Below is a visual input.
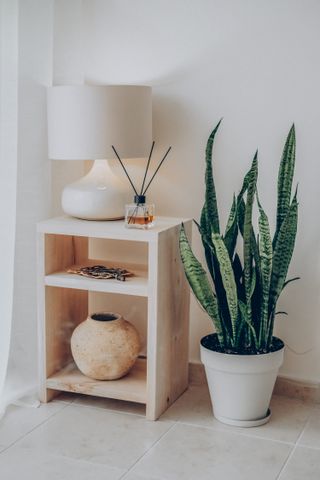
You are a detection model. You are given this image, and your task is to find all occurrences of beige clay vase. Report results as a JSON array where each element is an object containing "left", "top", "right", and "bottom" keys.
[{"left": 71, "top": 312, "right": 140, "bottom": 380}]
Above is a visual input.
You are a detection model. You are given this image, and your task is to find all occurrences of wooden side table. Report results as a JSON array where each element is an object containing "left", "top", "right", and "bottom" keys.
[{"left": 37, "top": 216, "right": 191, "bottom": 420}]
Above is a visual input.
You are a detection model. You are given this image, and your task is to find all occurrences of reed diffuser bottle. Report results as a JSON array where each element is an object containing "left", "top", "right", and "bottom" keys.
[
  {"left": 125, "top": 195, "right": 154, "bottom": 229},
  {"left": 112, "top": 141, "right": 171, "bottom": 230}
]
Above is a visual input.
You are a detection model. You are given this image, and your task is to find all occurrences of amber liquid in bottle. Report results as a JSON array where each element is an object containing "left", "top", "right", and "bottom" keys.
[
  {"left": 125, "top": 199, "right": 155, "bottom": 229},
  {"left": 127, "top": 214, "right": 154, "bottom": 225}
]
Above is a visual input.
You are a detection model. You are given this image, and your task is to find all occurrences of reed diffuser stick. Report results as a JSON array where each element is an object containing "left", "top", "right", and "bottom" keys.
[
  {"left": 112, "top": 145, "right": 139, "bottom": 196},
  {"left": 143, "top": 146, "right": 172, "bottom": 195},
  {"left": 140, "top": 141, "right": 155, "bottom": 195}
]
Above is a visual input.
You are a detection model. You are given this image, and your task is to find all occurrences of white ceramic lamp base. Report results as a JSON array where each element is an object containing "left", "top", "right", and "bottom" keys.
[{"left": 62, "top": 159, "right": 127, "bottom": 220}]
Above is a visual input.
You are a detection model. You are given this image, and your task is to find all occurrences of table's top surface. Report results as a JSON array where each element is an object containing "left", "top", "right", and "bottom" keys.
[{"left": 37, "top": 215, "right": 192, "bottom": 241}]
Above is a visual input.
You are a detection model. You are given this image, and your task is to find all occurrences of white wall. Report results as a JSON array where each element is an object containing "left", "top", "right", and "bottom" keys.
[
  {"left": 53, "top": 0, "right": 320, "bottom": 382},
  {"left": 51, "top": 0, "right": 86, "bottom": 215}
]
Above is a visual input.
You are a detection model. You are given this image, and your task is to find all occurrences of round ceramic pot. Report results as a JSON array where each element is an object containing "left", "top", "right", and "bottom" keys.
[
  {"left": 200, "top": 334, "right": 285, "bottom": 427},
  {"left": 71, "top": 312, "right": 141, "bottom": 380}
]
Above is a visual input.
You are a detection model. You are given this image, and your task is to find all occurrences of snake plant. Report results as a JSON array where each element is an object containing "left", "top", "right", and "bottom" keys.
[{"left": 179, "top": 122, "right": 298, "bottom": 354}]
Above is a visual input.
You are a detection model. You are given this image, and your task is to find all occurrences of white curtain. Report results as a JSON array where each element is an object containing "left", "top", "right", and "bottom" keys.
[
  {"left": 0, "top": 0, "right": 19, "bottom": 416},
  {"left": 0, "top": 0, "right": 53, "bottom": 416}
]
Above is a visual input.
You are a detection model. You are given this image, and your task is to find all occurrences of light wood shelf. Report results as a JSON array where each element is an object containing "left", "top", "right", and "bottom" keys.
[
  {"left": 45, "top": 260, "right": 148, "bottom": 297},
  {"left": 37, "top": 216, "right": 192, "bottom": 420},
  {"left": 47, "top": 358, "right": 147, "bottom": 404}
]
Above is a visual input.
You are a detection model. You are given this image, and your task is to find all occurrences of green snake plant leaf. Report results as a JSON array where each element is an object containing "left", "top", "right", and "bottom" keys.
[
  {"left": 200, "top": 119, "right": 222, "bottom": 235},
  {"left": 224, "top": 195, "right": 238, "bottom": 258},
  {"left": 243, "top": 153, "right": 258, "bottom": 323},
  {"left": 282, "top": 276, "right": 300, "bottom": 290},
  {"left": 256, "top": 194, "right": 273, "bottom": 348},
  {"left": 179, "top": 224, "right": 224, "bottom": 344},
  {"left": 274, "top": 124, "right": 296, "bottom": 247},
  {"left": 211, "top": 233, "right": 238, "bottom": 344},
  {"left": 224, "top": 168, "right": 253, "bottom": 260},
  {"left": 225, "top": 195, "right": 237, "bottom": 233},
  {"left": 238, "top": 300, "right": 258, "bottom": 349},
  {"left": 237, "top": 197, "right": 245, "bottom": 236},
  {"left": 249, "top": 266, "right": 257, "bottom": 299},
  {"left": 238, "top": 197, "right": 261, "bottom": 279},
  {"left": 198, "top": 217, "right": 234, "bottom": 341},
  {"left": 195, "top": 215, "right": 215, "bottom": 281},
  {"left": 268, "top": 191, "right": 298, "bottom": 344},
  {"left": 233, "top": 253, "right": 245, "bottom": 301},
  {"left": 239, "top": 165, "right": 252, "bottom": 198}
]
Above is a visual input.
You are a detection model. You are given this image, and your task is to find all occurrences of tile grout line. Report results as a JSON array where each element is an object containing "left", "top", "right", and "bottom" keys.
[
  {"left": 70, "top": 400, "right": 146, "bottom": 418},
  {"left": 118, "top": 421, "right": 178, "bottom": 480},
  {"left": 0, "top": 401, "right": 73, "bottom": 457},
  {"left": 275, "top": 410, "right": 312, "bottom": 480},
  {"left": 174, "top": 418, "right": 296, "bottom": 447}
]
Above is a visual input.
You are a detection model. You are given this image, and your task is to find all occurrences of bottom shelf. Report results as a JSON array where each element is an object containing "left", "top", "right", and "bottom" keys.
[{"left": 46, "top": 358, "right": 147, "bottom": 404}]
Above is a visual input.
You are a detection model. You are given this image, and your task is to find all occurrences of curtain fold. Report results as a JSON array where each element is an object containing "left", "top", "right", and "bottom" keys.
[
  {"left": 0, "top": 0, "right": 19, "bottom": 417},
  {"left": 0, "top": 0, "right": 53, "bottom": 417}
]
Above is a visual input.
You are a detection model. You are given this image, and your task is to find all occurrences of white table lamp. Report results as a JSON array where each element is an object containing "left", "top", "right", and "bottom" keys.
[{"left": 47, "top": 85, "right": 152, "bottom": 220}]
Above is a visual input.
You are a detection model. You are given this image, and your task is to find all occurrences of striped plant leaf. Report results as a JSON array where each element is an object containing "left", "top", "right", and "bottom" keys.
[
  {"left": 231, "top": 167, "right": 252, "bottom": 235},
  {"left": 237, "top": 197, "right": 246, "bottom": 236},
  {"left": 224, "top": 195, "right": 238, "bottom": 258},
  {"left": 239, "top": 165, "right": 252, "bottom": 198},
  {"left": 179, "top": 224, "right": 224, "bottom": 344},
  {"left": 282, "top": 276, "right": 300, "bottom": 291},
  {"left": 200, "top": 120, "right": 222, "bottom": 235},
  {"left": 238, "top": 198, "right": 261, "bottom": 276},
  {"left": 243, "top": 153, "right": 258, "bottom": 324},
  {"left": 268, "top": 192, "right": 298, "bottom": 343},
  {"left": 256, "top": 195, "right": 273, "bottom": 348},
  {"left": 224, "top": 168, "right": 254, "bottom": 261},
  {"left": 274, "top": 124, "right": 296, "bottom": 247},
  {"left": 225, "top": 195, "right": 237, "bottom": 233},
  {"left": 249, "top": 266, "right": 257, "bottom": 299},
  {"left": 180, "top": 123, "right": 298, "bottom": 354},
  {"left": 233, "top": 253, "right": 245, "bottom": 301},
  {"left": 211, "top": 233, "right": 238, "bottom": 344},
  {"left": 196, "top": 213, "right": 215, "bottom": 281},
  {"left": 238, "top": 300, "right": 258, "bottom": 349},
  {"left": 196, "top": 219, "right": 233, "bottom": 342}
]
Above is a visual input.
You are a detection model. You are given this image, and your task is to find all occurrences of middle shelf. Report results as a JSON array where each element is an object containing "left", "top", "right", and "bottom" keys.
[{"left": 44, "top": 259, "right": 148, "bottom": 297}]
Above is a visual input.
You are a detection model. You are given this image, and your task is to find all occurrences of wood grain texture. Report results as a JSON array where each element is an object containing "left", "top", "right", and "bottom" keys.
[
  {"left": 39, "top": 233, "right": 88, "bottom": 402},
  {"left": 146, "top": 220, "right": 192, "bottom": 420},
  {"left": 43, "top": 286, "right": 88, "bottom": 402},
  {"left": 45, "top": 260, "right": 148, "bottom": 297},
  {"left": 46, "top": 358, "right": 147, "bottom": 404},
  {"left": 38, "top": 217, "right": 192, "bottom": 417},
  {"left": 38, "top": 216, "right": 190, "bottom": 241}
]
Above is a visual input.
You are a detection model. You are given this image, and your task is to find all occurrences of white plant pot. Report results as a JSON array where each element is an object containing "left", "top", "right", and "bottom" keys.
[{"left": 200, "top": 335, "right": 284, "bottom": 427}]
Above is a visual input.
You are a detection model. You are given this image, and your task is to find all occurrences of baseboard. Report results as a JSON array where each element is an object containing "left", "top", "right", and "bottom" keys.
[
  {"left": 273, "top": 376, "right": 320, "bottom": 403},
  {"left": 189, "top": 362, "right": 320, "bottom": 404}
]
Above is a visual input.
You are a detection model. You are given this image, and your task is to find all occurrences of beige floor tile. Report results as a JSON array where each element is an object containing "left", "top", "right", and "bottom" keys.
[
  {"left": 279, "top": 446, "right": 320, "bottom": 480},
  {"left": 51, "top": 392, "right": 77, "bottom": 404},
  {"left": 131, "top": 423, "right": 292, "bottom": 480},
  {"left": 73, "top": 394, "right": 146, "bottom": 416},
  {"left": 0, "top": 445, "right": 125, "bottom": 480},
  {"left": 298, "top": 405, "right": 320, "bottom": 449},
  {"left": 122, "top": 472, "right": 165, "bottom": 480},
  {"left": 16, "top": 404, "right": 173, "bottom": 470},
  {"left": 0, "top": 402, "right": 68, "bottom": 451},
  {"left": 162, "top": 385, "right": 312, "bottom": 443}
]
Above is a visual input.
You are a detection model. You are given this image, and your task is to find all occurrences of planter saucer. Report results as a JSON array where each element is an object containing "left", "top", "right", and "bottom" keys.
[{"left": 215, "top": 408, "right": 271, "bottom": 428}]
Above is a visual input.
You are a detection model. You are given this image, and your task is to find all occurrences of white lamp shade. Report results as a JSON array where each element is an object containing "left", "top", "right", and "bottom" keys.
[{"left": 47, "top": 85, "right": 152, "bottom": 160}]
